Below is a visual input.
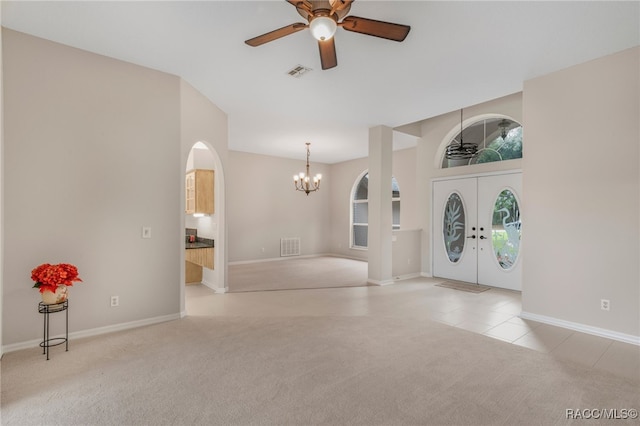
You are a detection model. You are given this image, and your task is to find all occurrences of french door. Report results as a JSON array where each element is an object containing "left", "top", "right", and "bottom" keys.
[{"left": 432, "top": 172, "right": 522, "bottom": 291}]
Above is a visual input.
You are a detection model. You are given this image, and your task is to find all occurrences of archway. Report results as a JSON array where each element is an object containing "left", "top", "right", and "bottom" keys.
[{"left": 181, "top": 141, "right": 227, "bottom": 315}]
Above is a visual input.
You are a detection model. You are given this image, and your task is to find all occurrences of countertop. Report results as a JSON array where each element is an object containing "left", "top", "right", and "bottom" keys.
[{"left": 185, "top": 237, "right": 214, "bottom": 249}]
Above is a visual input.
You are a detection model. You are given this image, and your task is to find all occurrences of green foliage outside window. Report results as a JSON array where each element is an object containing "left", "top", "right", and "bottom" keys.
[{"left": 475, "top": 127, "right": 523, "bottom": 164}]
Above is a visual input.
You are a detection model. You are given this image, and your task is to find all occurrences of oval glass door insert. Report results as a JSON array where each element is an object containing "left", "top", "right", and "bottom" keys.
[
  {"left": 443, "top": 192, "right": 465, "bottom": 263},
  {"left": 492, "top": 189, "right": 521, "bottom": 269}
]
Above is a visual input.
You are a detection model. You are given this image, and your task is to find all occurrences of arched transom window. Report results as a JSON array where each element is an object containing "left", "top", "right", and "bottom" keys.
[{"left": 442, "top": 117, "right": 523, "bottom": 168}]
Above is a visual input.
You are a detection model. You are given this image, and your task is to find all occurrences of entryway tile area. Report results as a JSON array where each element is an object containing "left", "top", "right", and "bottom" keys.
[
  {"left": 185, "top": 276, "right": 639, "bottom": 381},
  {"left": 425, "top": 282, "right": 639, "bottom": 379}
]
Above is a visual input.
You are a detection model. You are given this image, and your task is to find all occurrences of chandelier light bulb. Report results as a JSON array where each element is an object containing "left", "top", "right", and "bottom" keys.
[{"left": 309, "top": 16, "right": 337, "bottom": 41}]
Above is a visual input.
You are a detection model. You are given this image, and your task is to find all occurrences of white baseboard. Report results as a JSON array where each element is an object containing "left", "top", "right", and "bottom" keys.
[
  {"left": 228, "top": 253, "right": 364, "bottom": 266},
  {"left": 520, "top": 311, "right": 640, "bottom": 346},
  {"left": 420, "top": 272, "right": 433, "bottom": 278},
  {"left": 2, "top": 313, "right": 181, "bottom": 354},
  {"left": 393, "top": 273, "right": 422, "bottom": 281},
  {"left": 367, "top": 278, "right": 394, "bottom": 286},
  {"left": 201, "top": 279, "right": 227, "bottom": 293}
]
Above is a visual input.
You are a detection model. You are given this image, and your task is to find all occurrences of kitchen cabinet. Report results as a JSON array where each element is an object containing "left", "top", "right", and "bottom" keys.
[
  {"left": 185, "top": 169, "right": 214, "bottom": 215},
  {"left": 185, "top": 261, "right": 203, "bottom": 284},
  {"left": 185, "top": 247, "right": 214, "bottom": 270}
]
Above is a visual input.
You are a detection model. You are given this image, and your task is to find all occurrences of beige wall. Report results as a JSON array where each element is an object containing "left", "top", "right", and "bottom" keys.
[
  {"left": 1, "top": 29, "right": 230, "bottom": 347},
  {"left": 328, "top": 146, "right": 418, "bottom": 263},
  {"left": 180, "top": 80, "right": 229, "bottom": 293},
  {"left": 522, "top": 47, "right": 639, "bottom": 338},
  {"left": 226, "top": 150, "right": 332, "bottom": 263},
  {"left": 416, "top": 93, "right": 523, "bottom": 276},
  {"left": 328, "top": 155, "right": 368, "bottom": 260},
  {"left": 0, "top": 10, "right": 4, "bottom": 356},
  {"left": 227, "top": 144, "right": 419, "bottom": 274},
  {"left": 3, "top": 27, "right": 636, "bottom": 350}
]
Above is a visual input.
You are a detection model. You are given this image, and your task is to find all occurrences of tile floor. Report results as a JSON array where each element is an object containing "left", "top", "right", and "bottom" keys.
[{"left": 185, "top": 277, "right": 640, "bottom": 380}]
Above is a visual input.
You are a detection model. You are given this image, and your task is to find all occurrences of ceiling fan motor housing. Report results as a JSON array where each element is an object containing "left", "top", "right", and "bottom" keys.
[{"left": 295, "top": 1, "right": 352, "bottom": 22}]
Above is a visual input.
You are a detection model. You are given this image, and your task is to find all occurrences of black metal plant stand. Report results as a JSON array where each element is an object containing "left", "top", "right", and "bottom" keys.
[{"left": 38, "top": 300, "right": 68, "bottom": 360}]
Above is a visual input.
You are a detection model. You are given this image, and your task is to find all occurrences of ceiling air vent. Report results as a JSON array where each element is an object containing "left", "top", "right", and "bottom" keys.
[{"left": 287, "top": 65, "right": 312, "bottom": 78}]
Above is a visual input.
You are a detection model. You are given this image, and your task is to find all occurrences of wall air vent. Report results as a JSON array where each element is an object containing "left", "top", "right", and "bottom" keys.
[
  {"left": 280, "top": 237, "right": 301, "bottom": 257},
  {"left": 287, "top": 65, "right": 312, "bottom": 78}
]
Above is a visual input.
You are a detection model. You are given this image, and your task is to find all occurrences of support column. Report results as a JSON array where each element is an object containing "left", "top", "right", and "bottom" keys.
[{"left": 367, "top": 125, "right": 393, "bottom": 285}]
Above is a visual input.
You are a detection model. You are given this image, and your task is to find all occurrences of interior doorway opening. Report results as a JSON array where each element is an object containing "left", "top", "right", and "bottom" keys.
[{"left": 183, "top": 141, "right": 226, "bottom": 314}]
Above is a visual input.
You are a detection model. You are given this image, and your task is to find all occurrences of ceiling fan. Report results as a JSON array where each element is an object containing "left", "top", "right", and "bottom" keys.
[{"left": 244, "top": 0, "right": 411, "bottom": 70}]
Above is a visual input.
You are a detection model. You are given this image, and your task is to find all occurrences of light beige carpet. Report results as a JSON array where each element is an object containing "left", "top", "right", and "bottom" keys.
[
  {"left": 2, "top": 313, "right": 638, "bottom": 425},
  {"left": 229, "top": 256, "right": 368, "bottom": 292}
]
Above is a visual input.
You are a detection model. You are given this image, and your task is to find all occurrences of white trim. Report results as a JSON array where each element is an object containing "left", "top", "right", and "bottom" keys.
[
  {"left": 2, "top": 313, "right": 181, "bottom": 354},
  {"left": 420, "top": 272, "right": 433, "bottom": 278},
  {"left": 393, "top": 273, "right": 422, "bottom": 281},
  {"left": 228, "top": 253, "right": 336, "bottom": 266},
  {"left": 520, "top": 311, "right": 640, "bottom": 346},
  {"left": 213, "top": 287, "right": 228, "bottom": 294},
  {"left": 431, "top": 168, "right": 522, "bottom": 183},
  {"left": 367, "top": 278, "right": 394, "bottom": 286}
]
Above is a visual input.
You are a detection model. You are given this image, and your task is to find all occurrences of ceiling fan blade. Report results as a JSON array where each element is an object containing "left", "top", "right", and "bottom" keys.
[
  {"left": 318, "top": 38, "right": 337, "bottom": 70},
  {"left": 341, "top": 16, "right": 410, "bottom": 42},
  {"left": 330, "top": 0, "right": 354, "bottom": 14},
  {"left": 245, "top": 23, "right": 308, "bottom": 47}
]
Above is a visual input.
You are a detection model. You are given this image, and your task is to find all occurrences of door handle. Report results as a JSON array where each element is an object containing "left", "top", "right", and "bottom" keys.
[
  {"left": 466, "top": 235, "right": 476, "bottom": 239},
  {"left": 479, "top": 235, "right": 487, "bottom": 240}
]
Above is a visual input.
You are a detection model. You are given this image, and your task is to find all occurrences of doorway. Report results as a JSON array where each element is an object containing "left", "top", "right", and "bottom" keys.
[
  {"left": 432, "top": 172, "right": 522, "bottom": 291},
  {"left": 183, "top": 141, "right": 226, "bottom": 300}
]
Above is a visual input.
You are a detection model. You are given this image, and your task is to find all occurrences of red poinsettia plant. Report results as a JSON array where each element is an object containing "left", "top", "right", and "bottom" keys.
[{"left": 31, "top": 263, "right": 83, "bottom": 294}]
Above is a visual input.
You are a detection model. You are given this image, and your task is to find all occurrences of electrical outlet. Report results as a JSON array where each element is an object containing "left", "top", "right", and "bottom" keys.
[
  {"left": 142, "top": 227, "right": 151, "bottom": 239},
  {"left": 601, "top": 299, "right": 610, "bottom": 311},
  {"left": 111, "top": 296, "right": 119, "bottom": 307}
]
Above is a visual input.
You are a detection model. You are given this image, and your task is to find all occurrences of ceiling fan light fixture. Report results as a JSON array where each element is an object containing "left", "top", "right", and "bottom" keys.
[{"left": 309, "top": 16, "right": 337, "bottom": 41}]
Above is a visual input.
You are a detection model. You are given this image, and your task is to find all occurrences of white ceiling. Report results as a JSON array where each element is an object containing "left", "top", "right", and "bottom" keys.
[{"left": 2, "top": 1, "right": 638, "bottom": 164}]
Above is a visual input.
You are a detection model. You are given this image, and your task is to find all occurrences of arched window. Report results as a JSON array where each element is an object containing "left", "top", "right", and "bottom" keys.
[
  {"left": 442, "top": 117, "right": 523, "bottom": 168},
  {"left": 351, "top": 173, "right": 400, "bottom": 249}
]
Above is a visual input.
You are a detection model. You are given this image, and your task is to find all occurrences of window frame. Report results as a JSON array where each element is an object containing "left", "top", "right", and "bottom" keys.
[
  {"left": 350, "top": 171, "right": 401, "bottom": 250},
  {"left": 437, "top": 114, "right": 523, "bottom": 169}
]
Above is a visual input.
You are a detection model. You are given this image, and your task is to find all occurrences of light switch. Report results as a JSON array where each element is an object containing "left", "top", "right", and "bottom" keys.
[{"left": 142, "top": 227, "right": 152, "bottom": 239}]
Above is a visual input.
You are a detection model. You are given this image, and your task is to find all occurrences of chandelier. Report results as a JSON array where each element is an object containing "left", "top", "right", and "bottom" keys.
[
  {"left": 445, "top": 109, "right": 478, "bottom": 160},
  {"left": 293, "top": 142, "right": 322, "bottom": 196},
  {"left": 498, "top": 118, "right": 511, "bottom": 139}
]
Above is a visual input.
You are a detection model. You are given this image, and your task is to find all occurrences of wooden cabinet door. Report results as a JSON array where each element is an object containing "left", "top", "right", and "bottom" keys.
[
  {"left": 185, "top": 171, "right": 196, "bottom": 214},
  {"left": 185, "top": 169, "right": 214, "bottom": 215},
  {"left": 185, "top": 247, "right": 214, "bottom": 269}
]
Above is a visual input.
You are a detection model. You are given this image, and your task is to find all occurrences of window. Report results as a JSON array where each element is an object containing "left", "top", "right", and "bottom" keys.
[
  {"left": 351, "top": 173, "right": 400, "bottom": 249},
  {"left": 442, "top": 117, "right": 523, "bottom": 168}
]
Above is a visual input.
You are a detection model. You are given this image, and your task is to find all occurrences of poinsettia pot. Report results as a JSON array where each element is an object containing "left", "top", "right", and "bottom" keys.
[{"left": 41, "top": 286, "right": 68, "bottom": 305}]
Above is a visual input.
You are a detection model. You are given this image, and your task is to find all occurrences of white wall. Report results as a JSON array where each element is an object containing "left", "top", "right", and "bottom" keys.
[
  {"left": 522, "top": 47, "right": 639, "bottom": 339},
  {"left": 2, "top": 29, "right": 182, "bottom": 346}
]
